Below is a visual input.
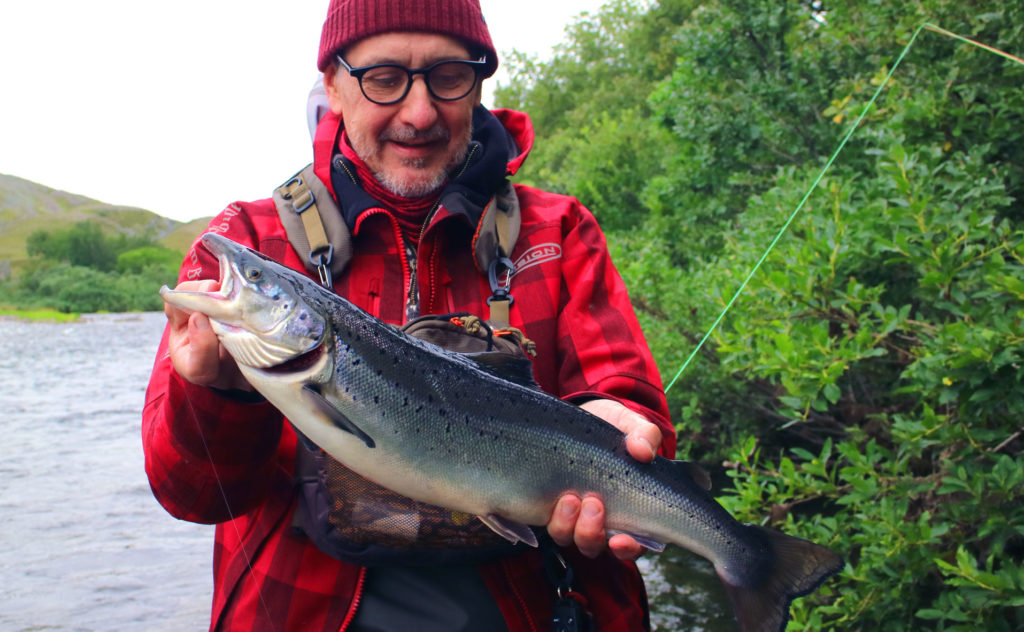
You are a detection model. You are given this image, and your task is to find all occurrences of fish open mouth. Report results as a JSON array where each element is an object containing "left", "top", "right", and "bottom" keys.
[{"left": 262, "top": 340, "right": 327, "bottom": 375}]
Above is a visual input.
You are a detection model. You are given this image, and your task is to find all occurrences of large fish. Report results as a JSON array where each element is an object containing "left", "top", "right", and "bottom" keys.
[{"left": 161, "top": 232, "right": 842, "bottom": 632}]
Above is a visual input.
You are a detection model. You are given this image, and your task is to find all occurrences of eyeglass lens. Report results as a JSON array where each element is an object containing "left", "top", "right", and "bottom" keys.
[{"left": 360, "top": 62, "right": 478, "bottom": 104}]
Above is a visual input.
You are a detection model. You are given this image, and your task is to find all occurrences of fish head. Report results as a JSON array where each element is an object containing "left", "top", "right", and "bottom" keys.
[{"left": 160, "top": 232, "right": 326, "bottom": 369}]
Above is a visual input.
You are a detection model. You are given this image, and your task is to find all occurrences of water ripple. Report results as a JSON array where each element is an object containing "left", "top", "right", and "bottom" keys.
[{"left": 0, "top": 313, "right": 211, "bottom": 631}]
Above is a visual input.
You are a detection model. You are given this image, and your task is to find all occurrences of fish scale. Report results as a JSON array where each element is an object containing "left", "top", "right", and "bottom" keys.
[{"left": 161, "top": 232, "right": 843, "bottom": 632}]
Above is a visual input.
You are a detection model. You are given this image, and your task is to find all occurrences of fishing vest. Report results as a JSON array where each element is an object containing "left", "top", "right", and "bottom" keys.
[{"left": 273, "top": 165, "right": 529, "bottom": 565}]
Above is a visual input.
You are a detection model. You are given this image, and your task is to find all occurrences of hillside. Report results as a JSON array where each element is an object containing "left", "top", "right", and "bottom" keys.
[{"left": 0, "top": 173, "right": 210, "bottom": 271}]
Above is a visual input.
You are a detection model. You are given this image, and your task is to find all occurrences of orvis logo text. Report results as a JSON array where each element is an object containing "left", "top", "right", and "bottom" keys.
[{"left": 512, "top": 243, "right": 562, "bottom": 277}]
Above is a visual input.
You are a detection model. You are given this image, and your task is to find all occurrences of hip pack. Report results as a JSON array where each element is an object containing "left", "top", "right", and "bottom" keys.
[{"left": 292, "top": 314, "right": 537, "bottom": 565}]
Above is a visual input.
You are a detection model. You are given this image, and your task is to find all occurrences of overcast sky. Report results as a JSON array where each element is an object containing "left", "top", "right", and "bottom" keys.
[{"left": 0, "top": 1, "right": 606, "bottom": 223}]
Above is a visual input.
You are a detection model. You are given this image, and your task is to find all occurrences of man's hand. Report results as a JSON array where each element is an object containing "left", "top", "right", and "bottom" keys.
[
  {"left": 164, "top": 280, "right": 251, "bottom": 391},
  {"left": 546, "top": 398, "right": 663, "bottom": 560}
]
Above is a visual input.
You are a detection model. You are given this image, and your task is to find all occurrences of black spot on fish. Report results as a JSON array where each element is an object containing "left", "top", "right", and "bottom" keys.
[
  {"left": 445, "top": 423, "right": 451, "bottom": 433},
  {"left": 374, "top": 396, "right": 380, "bottom": 404}
]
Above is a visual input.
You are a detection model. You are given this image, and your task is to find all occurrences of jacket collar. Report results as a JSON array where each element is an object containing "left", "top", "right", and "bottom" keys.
[{"left": 312, "top": 106, "right": 534, "bottom": 232}]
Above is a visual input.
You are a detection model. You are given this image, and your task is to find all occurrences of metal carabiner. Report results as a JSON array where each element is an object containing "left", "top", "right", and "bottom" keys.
[{"left": 487, "top": 255, "right": 515, "bottom": 305}]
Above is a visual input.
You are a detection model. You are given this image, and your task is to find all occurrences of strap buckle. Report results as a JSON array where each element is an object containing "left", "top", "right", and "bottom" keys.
[{"left": 311, "top": 245, "right": 334, "bottom": 289}]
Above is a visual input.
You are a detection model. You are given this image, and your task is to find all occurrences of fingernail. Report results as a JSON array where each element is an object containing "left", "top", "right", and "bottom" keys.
[
  {"left": 634, "top": 435, "right": 657, "bottom": 460},
  {"left": 582, "top": 500, "right": 601, "bottom": 518},
  {"left": 561, "top": 499, "right": 578, "bottom": 517},
  {"left": 193, "top": 315, "right": 210, "bottom": 331},
  {"left": 642, "top": 437, "right": 657, "bottom": 459}
]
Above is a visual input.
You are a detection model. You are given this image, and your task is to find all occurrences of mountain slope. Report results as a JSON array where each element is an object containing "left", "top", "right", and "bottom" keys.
[{"left": 0, "top": 173, "right": 211, "bottom": 267}]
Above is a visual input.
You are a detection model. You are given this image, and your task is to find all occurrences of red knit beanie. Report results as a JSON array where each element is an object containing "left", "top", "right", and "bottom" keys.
[{"left": 317, "top": 0, "right": 498, "bottom": 77}]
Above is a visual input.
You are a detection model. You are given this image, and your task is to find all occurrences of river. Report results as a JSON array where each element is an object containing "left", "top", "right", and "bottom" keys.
[{"left": 0, "top": 312, "right": 730, "bottom": 631}]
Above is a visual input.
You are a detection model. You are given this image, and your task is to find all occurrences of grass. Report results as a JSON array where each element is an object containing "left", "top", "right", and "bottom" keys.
[{"left": 0, "top": 307, "right": 80, "bottom": 322}]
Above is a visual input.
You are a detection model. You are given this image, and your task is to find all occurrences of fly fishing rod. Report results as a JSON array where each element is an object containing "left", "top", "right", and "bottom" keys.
[{"left": 665, "top": 22, "right": 1024, "bottom": 393}]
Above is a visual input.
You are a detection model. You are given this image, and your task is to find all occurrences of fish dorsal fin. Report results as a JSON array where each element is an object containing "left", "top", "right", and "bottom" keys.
[
  {"left": 478, "top": 514, "right": 539, "bottom": 547},
  {"left": 671, "top": 460, "right": 713, "bottom": 491},
  {"left": 464, "top": 351, "right": 540, "bottom": 390},
  {"left": 302, "top": 384, "right": 376, "bottom": 449}
]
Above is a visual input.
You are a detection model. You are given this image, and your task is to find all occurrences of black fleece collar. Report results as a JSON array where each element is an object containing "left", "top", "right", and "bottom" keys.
[{"left": 329, "top": 106, "right": 516, "bottom": 231}]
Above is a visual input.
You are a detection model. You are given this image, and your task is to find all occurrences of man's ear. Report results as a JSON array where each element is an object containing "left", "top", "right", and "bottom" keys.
[{"left": 324, "top": 66, "right": 345, "bottom": 115}]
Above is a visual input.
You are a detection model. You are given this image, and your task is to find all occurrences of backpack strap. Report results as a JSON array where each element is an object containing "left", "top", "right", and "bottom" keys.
[
  {"left": 274, "top": 165, "right": 521, "bottom": 323},
  {"left": 273, "top": 164, "right": 352, "bottom": 288},
  {"left": 474, "top": 181, "right": 521, "bottom": 325}
]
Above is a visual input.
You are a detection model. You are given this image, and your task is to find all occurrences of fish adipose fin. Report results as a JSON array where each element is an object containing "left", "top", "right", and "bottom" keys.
[
  {"left": 671, "top": 460, "right": 713, "bottom": 491},
  {"left": 302, "top": 384, "right": 376, "bottom": 449},
  {"left": 723, "top": 525, "right": 843, "bottom": 632},
  {"left": 478, "top": 514, "right": 539, "bottom": 547}
]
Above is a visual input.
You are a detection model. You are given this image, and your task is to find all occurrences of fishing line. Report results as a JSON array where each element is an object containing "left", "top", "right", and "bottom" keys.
[
  {"left": 193, "top": 415, "right": 279, "bottom": 628},
  {"left": 664, "top": 22, "right": 1024, "bottom": 393}
]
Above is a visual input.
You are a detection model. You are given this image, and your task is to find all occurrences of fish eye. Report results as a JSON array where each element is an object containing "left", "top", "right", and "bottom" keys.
[{"left": 245, "top": 266, "right": 262, "bottom": 281}]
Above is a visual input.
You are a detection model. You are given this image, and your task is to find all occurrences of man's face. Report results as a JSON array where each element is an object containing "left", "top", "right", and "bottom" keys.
[{"left": 325, "top": 32, "right": 481, "bottom": 198}]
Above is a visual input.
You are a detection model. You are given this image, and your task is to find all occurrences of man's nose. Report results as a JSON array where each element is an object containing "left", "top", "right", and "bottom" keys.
[{"left": 396, "top": 75, "right": 440, "bottom": 129}]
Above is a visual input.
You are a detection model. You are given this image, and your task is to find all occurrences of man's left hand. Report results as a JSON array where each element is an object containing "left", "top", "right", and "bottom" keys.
[{"left": 545, "top": 399, "right": 663, "bottom": 560}]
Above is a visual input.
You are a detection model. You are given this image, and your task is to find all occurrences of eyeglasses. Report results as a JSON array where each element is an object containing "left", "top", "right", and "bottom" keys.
[{"left": 336, "top": 55, "right": 487, "bottom": 105}]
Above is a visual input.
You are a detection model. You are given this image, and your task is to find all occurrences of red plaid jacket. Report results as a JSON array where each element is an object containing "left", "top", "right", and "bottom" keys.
[{"left": 142, "top": 107, "right": 676, "bottom": 631}]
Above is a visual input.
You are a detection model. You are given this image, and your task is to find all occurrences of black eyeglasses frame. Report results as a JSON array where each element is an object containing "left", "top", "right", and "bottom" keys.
[{"left": 335, "top": 55, "right": 488, "bottom": 106}]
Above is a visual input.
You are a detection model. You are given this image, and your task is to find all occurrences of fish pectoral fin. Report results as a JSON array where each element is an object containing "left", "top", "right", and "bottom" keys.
[
  {"left": 301, "top": 384, "right": 376, "bottom": 449},
  {"left": 607, "top": 530, "right": 667, "bottom": 552},
  {"left": 670, "top": 459, "right": 713, "bottom": 491},
  {"left": 478, "top": 514, "right": 539, "bottom": 548}
]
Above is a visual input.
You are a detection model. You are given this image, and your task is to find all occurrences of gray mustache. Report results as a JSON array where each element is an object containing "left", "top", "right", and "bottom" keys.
[{"left": 381, "top": 125, "right": 450, "bottom": 144}]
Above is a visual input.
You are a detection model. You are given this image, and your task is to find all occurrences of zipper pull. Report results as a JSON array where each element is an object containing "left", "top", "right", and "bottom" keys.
[{"left": 405, "top": 244, "right": 419, "bottom": 322}]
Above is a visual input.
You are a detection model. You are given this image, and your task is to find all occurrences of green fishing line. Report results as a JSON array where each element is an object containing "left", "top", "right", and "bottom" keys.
[{"left": 665, "top": 22, "right": 1024, "bottom": 393}]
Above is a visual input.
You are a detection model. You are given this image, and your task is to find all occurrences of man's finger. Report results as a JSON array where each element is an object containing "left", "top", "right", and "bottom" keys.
[
  {"left": 608, "top": 533, "right": 645, "bottom": 561},
  {"left": 548, "top": 494, "right": 581, "bottom": 548},
  {"left": 580, "top": 399, "right": 661, "bottom": 462},
  {"left": 572, "top": 495, "right": 607, "bottom": 558}
]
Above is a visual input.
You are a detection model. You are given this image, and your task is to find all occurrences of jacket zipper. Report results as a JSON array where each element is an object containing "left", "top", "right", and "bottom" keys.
[
  {"left": 504, "top": 557, "right": 540, "bottom": 632},
  {"left": 406, "top": 197, "right": 443, "bottom": 322},
  {"left": 338, "top": 566, "right": 368, "bottom": 631},
  {"left": 354, "top": 208, "right": 413, "bottom": 323}
]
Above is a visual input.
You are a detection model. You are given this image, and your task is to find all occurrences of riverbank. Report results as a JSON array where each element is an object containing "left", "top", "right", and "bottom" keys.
[{"left": 0, "top": 307, "right": 80, "bottom": 322}]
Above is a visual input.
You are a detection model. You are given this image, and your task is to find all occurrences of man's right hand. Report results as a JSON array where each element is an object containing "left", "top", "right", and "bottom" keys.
[{"left": 164, "top": 280, "right": 252, "bottom": 391}]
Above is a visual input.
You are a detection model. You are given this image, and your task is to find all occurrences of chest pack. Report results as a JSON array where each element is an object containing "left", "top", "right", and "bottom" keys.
[{"left": 273, "top": 166, "right": 530, "bottom": 565}]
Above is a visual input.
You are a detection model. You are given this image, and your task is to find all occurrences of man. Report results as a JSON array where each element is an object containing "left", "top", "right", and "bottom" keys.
[{"left": 142, "top": 0, "right": 676, "bottom": 629}]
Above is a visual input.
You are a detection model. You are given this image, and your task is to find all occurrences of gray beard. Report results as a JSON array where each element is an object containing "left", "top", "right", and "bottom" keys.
[
  {"left": 351, "top": 122, "right": 473, "bottom": 199},
  {"left": 373, "top": 145, "right": 469, "bottom": 198}
]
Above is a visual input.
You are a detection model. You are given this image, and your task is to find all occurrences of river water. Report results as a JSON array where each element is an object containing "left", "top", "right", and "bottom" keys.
[{"left": 0, "top": 312, "right": 730, "bottom": 631}]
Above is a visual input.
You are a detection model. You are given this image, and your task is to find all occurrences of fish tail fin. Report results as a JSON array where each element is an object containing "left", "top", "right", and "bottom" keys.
[{"left": 721, "top": 525, "right": 843, "bottom": 632}]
